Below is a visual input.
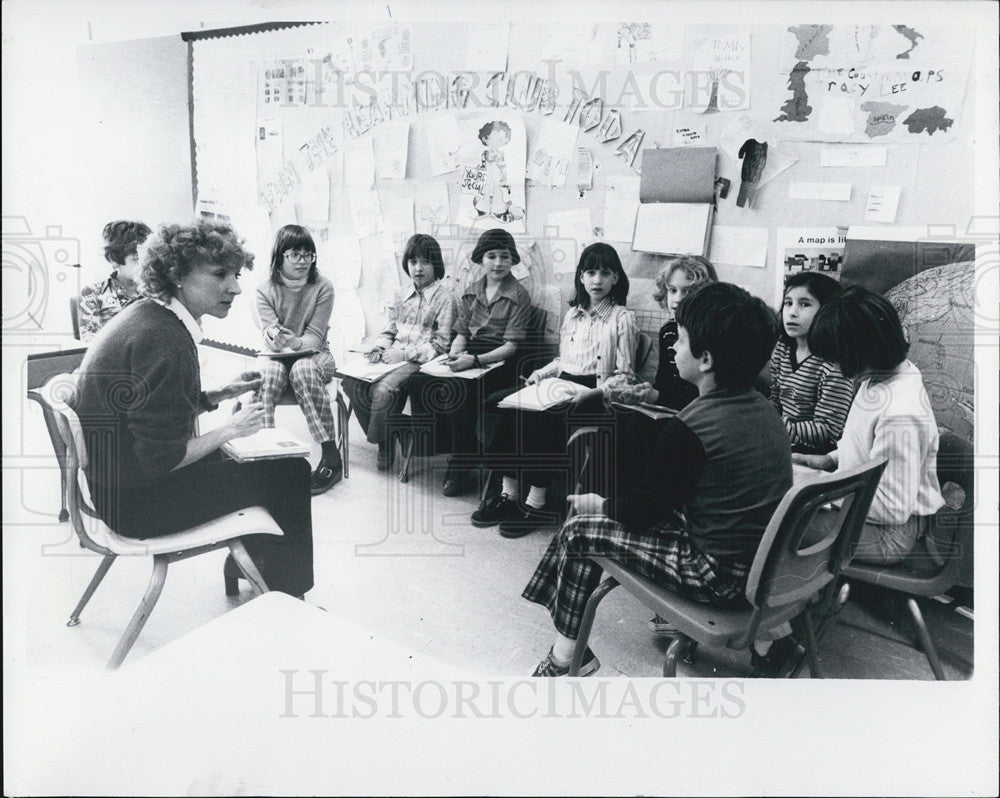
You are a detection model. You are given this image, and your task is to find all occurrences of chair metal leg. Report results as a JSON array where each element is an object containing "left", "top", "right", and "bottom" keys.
[
  {"left": 663, "top": 634, "right": 689, "bottom": 677},
  {"left": 337, "top": 395, "right": 350, "bottom": 479},
  {"left": 106, "top": 555, "right": 169, "bottom": 670},
  {"left": 906, "top": 597, "right": 946, "bottom": 680},
  {"left": 398, "top": 434, "right": 414, "bottom": 483},
  {"left": 67, "top": 552, "right": 117, "bottom": 626},
  {"left": 569, "top": 576, "right": 619, "bottom": 676},
  {"left": 802, "top": 608, "right": 823, "bottom": 678},
  {"left": 228, "top": 539, "right": 270, "bottom": 596}
]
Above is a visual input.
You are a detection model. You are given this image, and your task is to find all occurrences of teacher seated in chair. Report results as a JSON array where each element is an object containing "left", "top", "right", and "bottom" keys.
[{"left": 71, "top": 219, "right": 314, "bottom": 598}]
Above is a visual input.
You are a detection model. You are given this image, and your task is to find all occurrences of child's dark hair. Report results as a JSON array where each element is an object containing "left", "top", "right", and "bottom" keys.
[
  {"left": 675, "top": 282, "right": 780, "bottom": 390},
  {"left": 470, "top": 228, "right": 520, "bottom": 265},
  {"left": 779, "top": 270, "right": 842, "bottom": 343},
  {"left": 570, "top": 242, "right": 630, "bottom": 309},
  {"left": 478, "top": 120, "right": 511, "bottom": 145},
  {"left": 651, "top": 255, "right": 717, "bottom": 306},
  {"left": 808, "top": 285, "right": 909, "bottom": 379},
  {"left": 269, "top": 224, "right": 318, "bottom": 284},
  {"left": 103, "top": 220, "right": 152, "bottom": 266},
  {"left": 402, "top": 234, "right": 445, "bottom": 280}
]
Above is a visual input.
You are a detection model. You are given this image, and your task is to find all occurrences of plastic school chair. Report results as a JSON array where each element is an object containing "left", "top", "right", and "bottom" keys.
[
  {"left": 839, "top": 433, "right": 974, "bottom": 680},
  {"left": 40, "top": 375, "right": 284, "bottom": 671},
  {"left": 567, "top": 459, "right": 887, "bottom": 677}
]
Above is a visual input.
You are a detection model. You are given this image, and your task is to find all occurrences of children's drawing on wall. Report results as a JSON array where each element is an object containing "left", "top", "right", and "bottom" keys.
[
  {"left": 772, "top": 24, "right": 970, "bottom": 142},
  {"left": 457, "top": 111, "right": 526, "bottom": 233},
  {"left": 685, "top": 29, "right": 751, "bottom": 113}
]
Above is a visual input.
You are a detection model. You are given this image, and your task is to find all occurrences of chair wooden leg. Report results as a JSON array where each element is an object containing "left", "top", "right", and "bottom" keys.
[
  {"left": 907, "top": 597, "right": 946, "bottom": 680},
  {"left": 663, "top": 634, "right": 689, "bottom": 677},
  {"left": 106, "top": 555, "right": 169, "bottom": 670},
  {"left": 228, "top": 540, "right": 270, "bottom": 596},
  {"left": 802, "top": 609, "right": 823, "bottom": 679},
  {"left": 67, "top": 552, "right": 117, "bottom": 626},
  {"left": 569, "top": 576, "right": 619, "bottom": 676}
]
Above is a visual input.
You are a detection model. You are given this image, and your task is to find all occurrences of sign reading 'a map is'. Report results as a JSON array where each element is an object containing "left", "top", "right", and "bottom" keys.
[{"left": 773, "top": 25, "right": 969, "bottom": 143}]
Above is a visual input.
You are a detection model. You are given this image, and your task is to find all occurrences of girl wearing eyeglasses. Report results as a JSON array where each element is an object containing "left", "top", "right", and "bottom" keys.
[{"left": 256, "top": 224, "right": 343, "bottom": 494}]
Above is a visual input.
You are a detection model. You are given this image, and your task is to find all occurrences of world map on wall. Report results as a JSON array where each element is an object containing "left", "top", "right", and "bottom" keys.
[
  {"left": 885, "top": 260, "right": 975, "bottom": 441},
  {"left": 773, "top": 25, "right": 969, "bottom": 143}
]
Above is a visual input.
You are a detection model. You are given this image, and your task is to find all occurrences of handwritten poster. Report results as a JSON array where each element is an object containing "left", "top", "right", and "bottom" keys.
[
  {"left": 526, "top": 119, "right": 579, "bottom": 188},
  {"left": 685, "top": 30, "right": 751, "bottom": 112}
]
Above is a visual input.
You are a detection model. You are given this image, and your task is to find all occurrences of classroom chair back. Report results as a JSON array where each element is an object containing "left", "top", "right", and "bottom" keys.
[{"left": 569, "top": 458, "right": 887, "bottom": 677}]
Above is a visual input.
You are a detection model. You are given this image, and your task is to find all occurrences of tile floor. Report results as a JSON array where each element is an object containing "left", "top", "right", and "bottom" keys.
[{"left": 7, "top": 403, "right": 973, "bottom": 680}]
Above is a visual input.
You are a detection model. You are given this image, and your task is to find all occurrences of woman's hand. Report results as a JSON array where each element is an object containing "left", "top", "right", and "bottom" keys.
[
  {"left": 567, "top": 493, "right": 609, "bottom": 517},
  {"left": 222, "top": 371, "right": 263, "bottom": 400},
  {"left": 380, "top": 347, "right": 407, "bottom": 364},
  {"left": 525, "top": 370, "right": 543, "bottom": 386},
  {"left": 446, "top": 353, "right": 476, "bottom": 372},
  {"left": 225, "top": 401, "right": 265, "bottom": 440},
  {"left": 364, "top": 347, "right": 384, "bottom": 363}
]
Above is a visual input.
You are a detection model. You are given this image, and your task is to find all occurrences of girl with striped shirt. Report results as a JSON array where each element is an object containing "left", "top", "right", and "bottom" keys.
[{"left": 770, "top": 271, "right": 855, "bottom": 454}]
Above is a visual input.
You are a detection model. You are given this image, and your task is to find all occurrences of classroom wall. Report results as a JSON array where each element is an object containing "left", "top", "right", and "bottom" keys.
[
  {"left": 75, "top": 34, "right": 192, "bottom": 281},
  {"left": 187, "top": 17, "right": 979, "bottom": 362}
]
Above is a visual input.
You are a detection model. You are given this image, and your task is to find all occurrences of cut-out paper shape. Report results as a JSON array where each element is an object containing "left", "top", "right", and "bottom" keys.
[
  {"left": 575, "top": 147, "right": 595, "bottom": 193},
  {"left": 599, "top": 109, "right": 623, "bottom": 142},
  {"left": 615, "top": 129, "right": 645, "bottom": 168},
  {"left": 736, "top": 138, "right": 768, "bottom": 208},
  {"left": 579, "top": 97, "right": 604, "bottom": 131}
]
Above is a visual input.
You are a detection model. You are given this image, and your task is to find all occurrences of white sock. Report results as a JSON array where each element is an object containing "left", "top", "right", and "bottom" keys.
[
  {"left": 501, "top": 476, "right": 519, "bottom": 500},
  {"left": 525, "top": 485, "right": 547, "bottom": 510},
  {"left": 551, "top": 633, "right": 576, "bottom": 666}
]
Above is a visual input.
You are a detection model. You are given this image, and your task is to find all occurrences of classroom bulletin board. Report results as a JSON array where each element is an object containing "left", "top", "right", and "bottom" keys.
[{"left": 187, "top": 20, "right": 975, "bottom": 362}]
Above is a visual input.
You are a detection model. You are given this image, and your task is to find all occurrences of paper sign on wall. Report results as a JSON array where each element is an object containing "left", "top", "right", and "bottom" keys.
[{"left": 864, "top": 186, "right": 901, "bottom": 224}]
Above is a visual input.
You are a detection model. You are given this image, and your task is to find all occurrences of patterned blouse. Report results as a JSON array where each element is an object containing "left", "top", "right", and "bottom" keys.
[
  {"left": 77, "top": 274, "right": 141, "bottom": 342},
  {"left": 534, "top": 299, "right": 638, "bottom": 386},
  {"left": 375, "top": 279, "right": 456, "bottom": 363}
]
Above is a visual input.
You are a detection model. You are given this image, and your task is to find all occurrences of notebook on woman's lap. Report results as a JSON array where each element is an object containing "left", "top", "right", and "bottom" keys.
[{"left": 223, "top": 428, "right": 310, "bottom": 462}]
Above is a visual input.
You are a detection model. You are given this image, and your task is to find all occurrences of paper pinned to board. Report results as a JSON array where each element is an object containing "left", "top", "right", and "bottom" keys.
[
  {"left": 638, "top": 147, "right": 717, "bottom": 203},
  {"left": 821, "top": 146, "right": 887, "bottom": 168},
  {"left": 375, "top": 119, "right": 410, "bottom": 180},
  {"left": 632, "top": 203, "right": 714, "bottom": 256},
  {"left": 527, "top": 118, "right": 579, "bottom": 188},
  {"left": 789, "top": 182, "right": 852, "bottom": 202},
  {"left": 544, "top": 208, "right": 594, "bottom": 272},
  {"left": 465, "top": 21, "right": 510, "bottom": 73},
  {"left": 424, "top": 113, "right": 462, "bottom": 175},
  {"left": 864, "top": 186, "right": 901, "bottom": 224},
  {"left": 603, "top": 174, "right": 641, "bottom": 242},
  {"left": 709, "top": 226, "right": 769, "bottom": 269}
]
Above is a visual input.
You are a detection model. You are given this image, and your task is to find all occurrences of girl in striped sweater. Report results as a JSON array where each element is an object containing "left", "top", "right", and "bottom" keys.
[{"left": 770, "top": 271, "right": 855, "bottom": 454}]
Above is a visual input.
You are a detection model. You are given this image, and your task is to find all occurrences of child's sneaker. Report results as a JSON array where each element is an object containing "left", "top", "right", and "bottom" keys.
[
  {"left": 471, "top": 493, "right": 515, "bottom": 528},
  {"left": 531, "top": 646, "right": 600, "bottom": 677}
]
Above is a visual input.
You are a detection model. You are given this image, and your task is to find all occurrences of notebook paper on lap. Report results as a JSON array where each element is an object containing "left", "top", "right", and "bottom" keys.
[
  {"left": 336, "top": 353, "right": 411, "bottom": 382},
  {"left": 497, "top": 378, "right": 588, "bottom": 411},
  {"left": 419, "top": 353, "right": 505, "bottom": 379}
]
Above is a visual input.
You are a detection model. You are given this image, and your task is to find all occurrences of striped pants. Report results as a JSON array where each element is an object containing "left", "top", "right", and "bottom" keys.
[
  {"left": 523, "top": 514, "right": 750, "bottom": 640},
  {"left": 259, "top": 352, "right": 337, "bottom": 444}
]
